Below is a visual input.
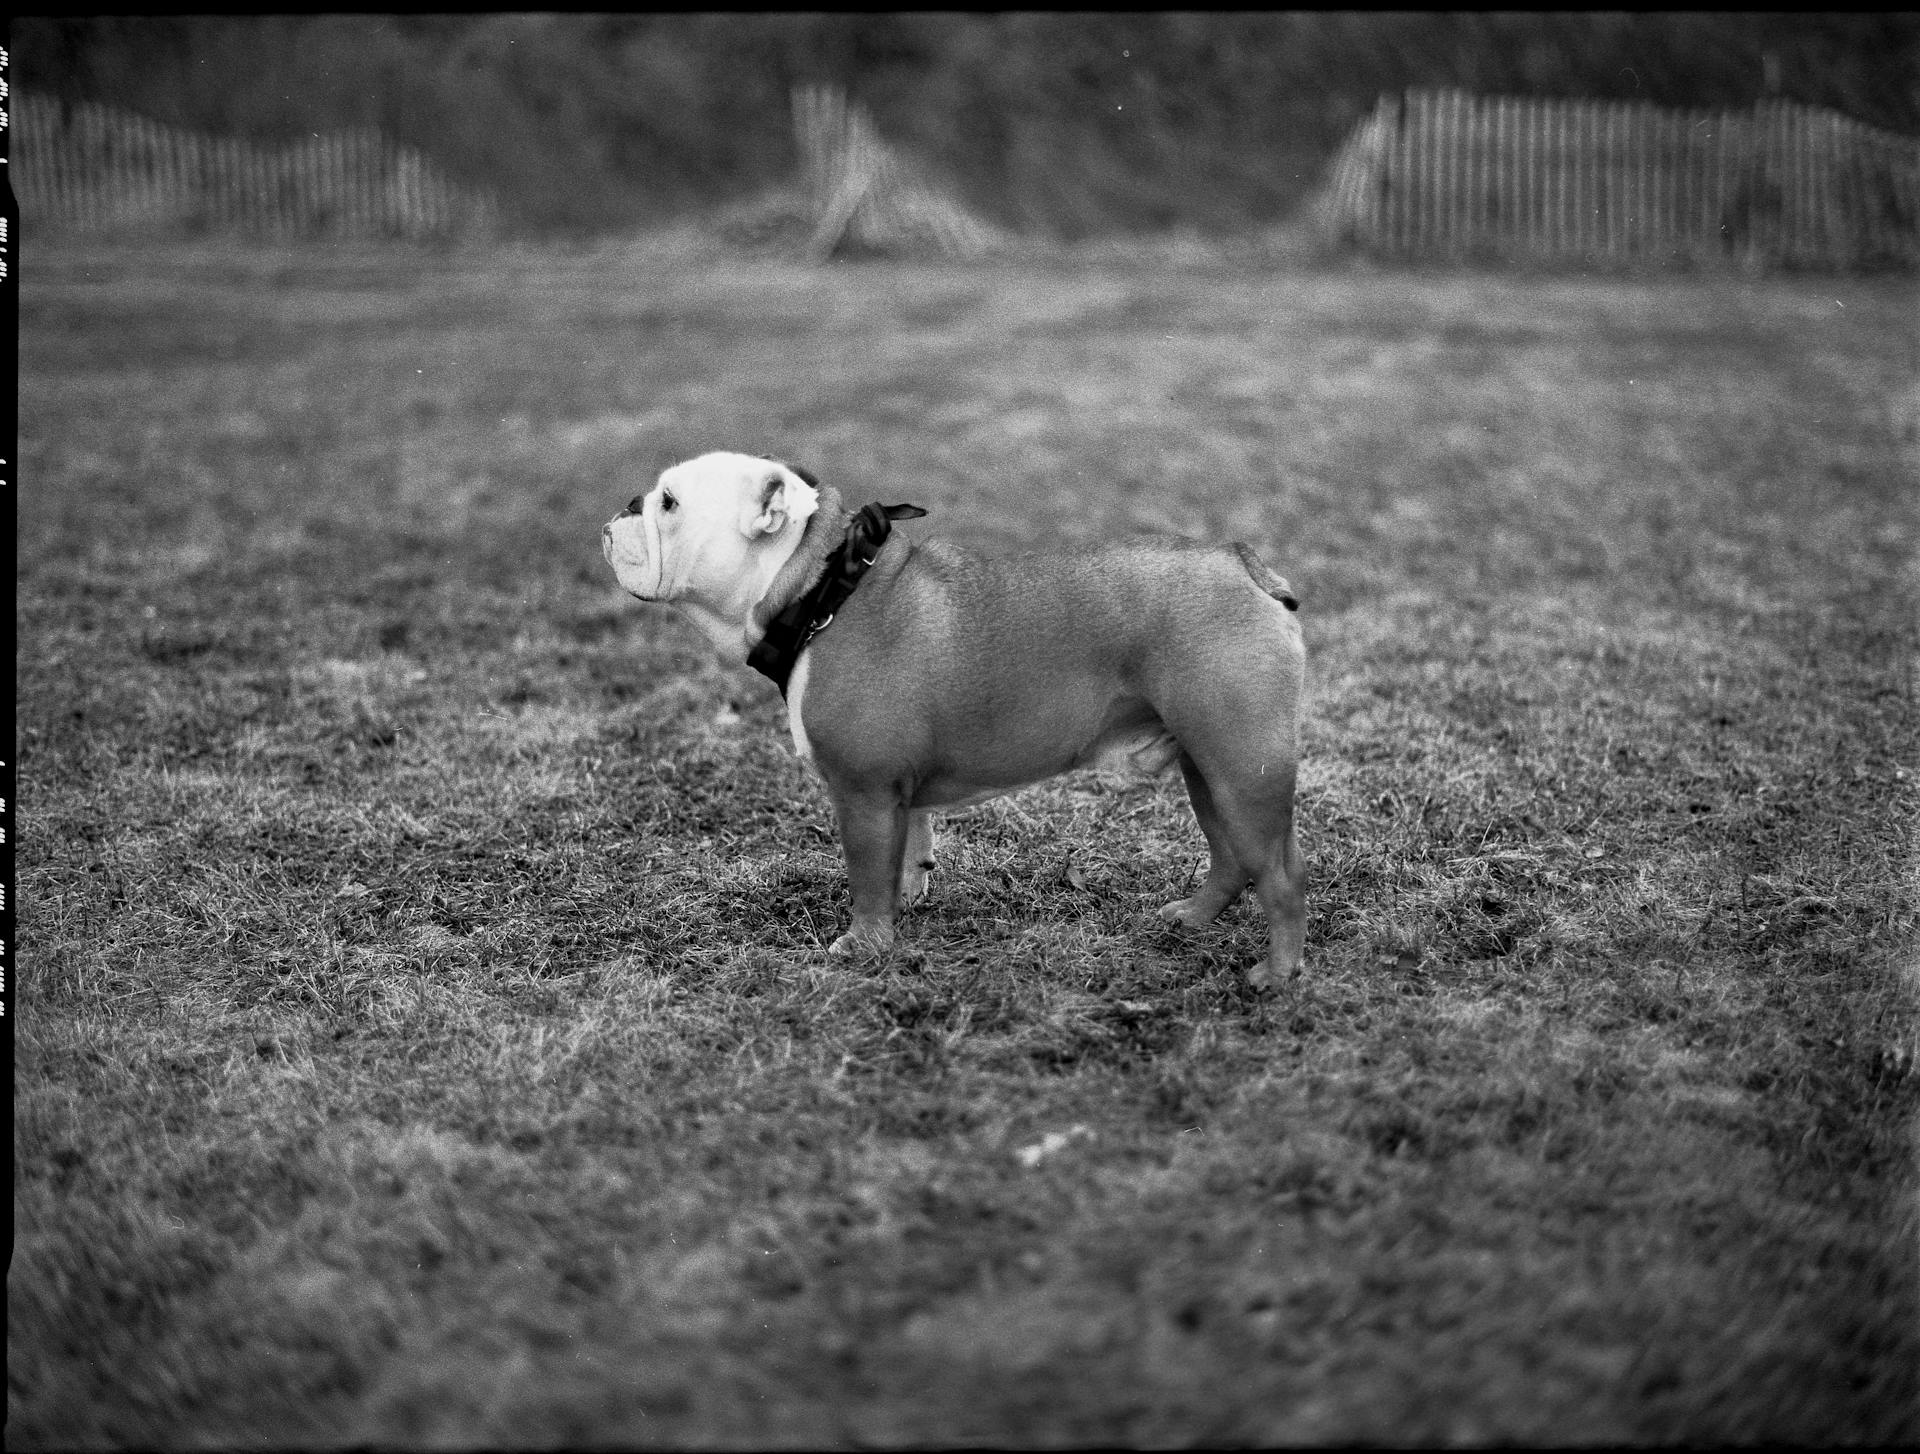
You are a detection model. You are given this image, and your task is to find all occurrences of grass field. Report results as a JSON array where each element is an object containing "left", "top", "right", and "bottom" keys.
[{"left": 14, "top": 234, "right": 1919, "bottom": 1446}]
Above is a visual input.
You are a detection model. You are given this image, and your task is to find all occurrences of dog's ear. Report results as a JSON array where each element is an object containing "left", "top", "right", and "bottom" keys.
[
  {"left": 743, "top": 462, "right": 821, "bottom": 538},
  {"left": 758, "top": 455, "right": 821, "bottom": 491}
]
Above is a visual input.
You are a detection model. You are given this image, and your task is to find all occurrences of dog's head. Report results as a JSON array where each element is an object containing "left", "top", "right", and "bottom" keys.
[{"left": 602, "top": 451, "right": 821, "bottom": 605}]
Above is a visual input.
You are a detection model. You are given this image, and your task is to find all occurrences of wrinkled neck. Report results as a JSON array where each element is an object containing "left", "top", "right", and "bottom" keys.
[
  {"left": 751, "top": 486, "right": 848, "bottom": 637},
  {"left": 672, "top": 486, "right": 846, "bottom": 661}
]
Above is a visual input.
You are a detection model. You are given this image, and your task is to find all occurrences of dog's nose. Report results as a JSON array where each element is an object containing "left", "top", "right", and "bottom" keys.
[{"left": 624, "top": 495, "right": 646, "bottom": 516}]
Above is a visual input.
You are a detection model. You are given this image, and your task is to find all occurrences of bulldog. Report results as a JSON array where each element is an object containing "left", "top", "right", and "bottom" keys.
[{"left": 602, "top": 451, "right": 1307, "bottom": 987}]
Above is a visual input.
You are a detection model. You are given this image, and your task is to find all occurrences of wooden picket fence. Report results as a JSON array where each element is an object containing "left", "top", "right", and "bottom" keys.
[
  {"left": 1319, "top": 89, "right": 1920, "bottom": 270},
  {"left": 791, "top": 85, "right": 1011, "bottom": 259},
  {"left": 12, "top": 92, "right": 502, "bottom": 241}
]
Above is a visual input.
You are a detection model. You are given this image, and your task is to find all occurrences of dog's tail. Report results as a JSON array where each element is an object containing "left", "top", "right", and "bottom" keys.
[{"left": 1232, "top": 543, "right": 1299, "bottom": 612}]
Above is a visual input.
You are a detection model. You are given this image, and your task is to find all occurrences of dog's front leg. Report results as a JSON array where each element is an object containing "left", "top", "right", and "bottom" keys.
[
  {"left": 825, "top": 783, "right": 910, "bottom": 958},
  {"left": 900, "top": 810, "right": 935, "bottom": 906}
]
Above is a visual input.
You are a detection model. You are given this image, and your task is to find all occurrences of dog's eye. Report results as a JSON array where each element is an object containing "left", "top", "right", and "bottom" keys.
[{"left": 659, "top": 491, "right": 677, "bottom": 514}]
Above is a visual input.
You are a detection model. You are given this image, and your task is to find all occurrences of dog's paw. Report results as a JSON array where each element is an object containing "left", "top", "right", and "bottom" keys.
[
  {"left": 828, "top": 923, "right": 896, "bottom": 959},
  {"left": 899, "top": 860, "right": 934, "bottom": 908},
  {"left": 1244, "top": 955, "right": 1302, "bottom": 992},
  {"left": 1158, "top": 896, "right": 1221, "bottom": 928}
]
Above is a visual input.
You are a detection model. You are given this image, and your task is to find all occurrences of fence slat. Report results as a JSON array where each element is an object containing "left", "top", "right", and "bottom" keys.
[
  {"left": 1627, "top": 103, "right": 1640, "bottom": 256},
  {"left": 1412, "top": 90, "right": 1431, "bottom": 253},
  {"left": 1574, "top": 97, "right": 1589, "bottom": 260},
  {"left": 1613, "top": 101, "right": 1629, "bottom": 261},
  {"left": 1495, "top": 95, "right": 1510, "bottom": 252},
  {"left": 1450, "top": 90, "right": 1468, "bottom": 255},
  {"left": 1670, "top": 107, "right": 1686, "bottom": 257},
  {"left": 1550, "top": 95, "right": 1564, "bottom": 255}
]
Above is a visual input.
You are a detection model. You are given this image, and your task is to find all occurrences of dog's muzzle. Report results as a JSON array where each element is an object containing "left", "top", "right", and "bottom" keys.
[{"left": 603, "top": 516, "right": 656, "bottom": 600}]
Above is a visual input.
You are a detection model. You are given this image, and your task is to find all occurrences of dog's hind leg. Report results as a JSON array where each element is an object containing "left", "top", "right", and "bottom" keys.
[
  {"left": 1245, "top": 790, "right": 1307, "bottom": 988},
  {"left": 1218, "top": 757, "right": 1306, "bottom": 988},
  {"left": 1159, "top": 752, "right": 1250, "bottom": 927},
  {"left": 1168, "top": 730, "right": 1306, "bottom": 988}
]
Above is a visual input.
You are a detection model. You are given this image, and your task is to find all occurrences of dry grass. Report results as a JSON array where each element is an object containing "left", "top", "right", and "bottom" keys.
[{"left": 13, "top": 236, "right": 1919, "bottom": 1446}]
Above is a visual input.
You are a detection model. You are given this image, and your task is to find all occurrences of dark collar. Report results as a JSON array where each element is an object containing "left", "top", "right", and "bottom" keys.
[{"left": 747, "top": 502, "right": 927, "bottom": 697}]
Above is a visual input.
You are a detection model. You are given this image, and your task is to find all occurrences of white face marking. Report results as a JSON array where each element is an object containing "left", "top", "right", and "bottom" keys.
[
  {"left": 602, "top": 451, "right": 821, "bottom": 657},
  {"left": 785, "top": 648, "right": 815, "bottom": 765}
]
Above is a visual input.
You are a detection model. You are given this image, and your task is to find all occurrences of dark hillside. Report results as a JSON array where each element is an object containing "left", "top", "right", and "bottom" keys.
[{"left": 17, "top": 13, "right": 1918, "bottom": 235}]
